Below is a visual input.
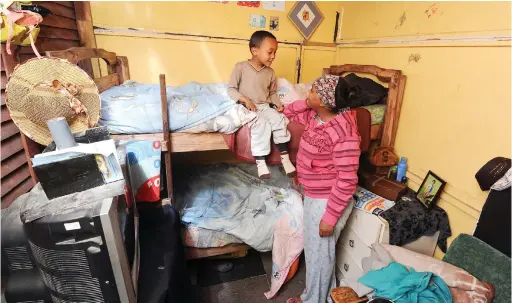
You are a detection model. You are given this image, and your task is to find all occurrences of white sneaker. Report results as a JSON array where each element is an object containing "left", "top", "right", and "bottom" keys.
[
  {"left": 256, "top": 159, "right": 271, "bottom": 179},
  {"left": 280, "top": 154, "right": 296, "bottom": 177}
]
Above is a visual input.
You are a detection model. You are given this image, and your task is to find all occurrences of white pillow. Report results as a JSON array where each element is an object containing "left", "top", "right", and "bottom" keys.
[{"left": 277, "top": 78, "right": 311, "bottom": 106}]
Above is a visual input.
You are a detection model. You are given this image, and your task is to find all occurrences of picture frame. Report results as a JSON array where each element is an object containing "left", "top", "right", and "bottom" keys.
[
  {"left": 287, "top": 1, "right": 324, "bottom": 40},
  {"left": 416, "top": 171, "right": 446, "bottom": 209}
]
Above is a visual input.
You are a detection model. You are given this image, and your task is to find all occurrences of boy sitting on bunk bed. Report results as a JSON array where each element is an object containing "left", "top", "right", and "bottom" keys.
[{"left": 227, "top": 30, "right": 296, "bottom": 179}]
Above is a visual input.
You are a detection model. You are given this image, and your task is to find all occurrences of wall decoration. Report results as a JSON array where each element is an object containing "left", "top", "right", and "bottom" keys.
[
  {"left": 416, "top": 171, "right": 446, "bottom": 209},
  {"left": 269, "top": 16, "right": 279, "bottom": 31},
  {"left": 263, "top": 1, "right": 285, "bottom": 12},
  {"left": 238, "top": 1, "right": 260, "bottom": 8},
  {"left": 249, "top": 15, "right": 266, "bottom": 28},
  {"left": 288, "top": 1, "right": 324, "bottom": 40}
]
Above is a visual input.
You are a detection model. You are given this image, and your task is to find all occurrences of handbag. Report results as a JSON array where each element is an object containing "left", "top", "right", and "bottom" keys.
[{"left": 1, "top": 1, "right": 43, "bottom": 56}]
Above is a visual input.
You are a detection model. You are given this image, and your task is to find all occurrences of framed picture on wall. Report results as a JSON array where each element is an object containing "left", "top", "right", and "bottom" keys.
[
  {"left": 288, "top": 1, "right": 324, "bottom": 40},
  {"left": 416, "top": 171, "right": 446, "bottom": 209}
]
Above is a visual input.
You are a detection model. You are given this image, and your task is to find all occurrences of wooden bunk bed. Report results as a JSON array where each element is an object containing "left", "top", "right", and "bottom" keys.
[{"left": 32, "top": 47, "right": 406, "bottom": 259}]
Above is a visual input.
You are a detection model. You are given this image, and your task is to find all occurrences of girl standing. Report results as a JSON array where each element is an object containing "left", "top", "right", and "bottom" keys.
[{"left": 284, "top": 75, "right": 361, "bottom": 303}]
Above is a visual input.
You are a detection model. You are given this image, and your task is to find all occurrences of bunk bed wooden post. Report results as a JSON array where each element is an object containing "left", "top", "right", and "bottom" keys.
[
  {"left": 391, "top": 75, "right": 407, "bottom": 148},
  {"left": 159, "top": 74, "right": 174, "bottom": 203},
  {"left": 116, "top": 57, "right": 130, "bottom": 84}
]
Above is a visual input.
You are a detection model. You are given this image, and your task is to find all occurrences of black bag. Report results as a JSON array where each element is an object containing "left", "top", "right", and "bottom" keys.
[
  {"left": 137, "top": 204, "right": 197, "bottom": 303},
  {"left": 344, "top": 73, "right": 388, "bottom": 107}
]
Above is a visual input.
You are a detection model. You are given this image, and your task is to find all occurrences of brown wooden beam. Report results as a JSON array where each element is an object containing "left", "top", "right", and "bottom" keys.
[{"left": 74, "top": 2, "right": 96, "bottom": 48}]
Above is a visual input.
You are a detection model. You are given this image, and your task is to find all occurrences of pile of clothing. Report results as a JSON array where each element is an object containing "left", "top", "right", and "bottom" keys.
[
  {"left": 345, "top": 244, "right": 495, "bottom": 303},
  {"left": 380, "top": 190, "right": 452, "bottom": 253}
]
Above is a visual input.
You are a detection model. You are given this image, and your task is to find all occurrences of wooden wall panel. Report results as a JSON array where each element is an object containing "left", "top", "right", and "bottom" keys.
[{"left": 1, "top": 1, "right": 87, "bottom": 208}]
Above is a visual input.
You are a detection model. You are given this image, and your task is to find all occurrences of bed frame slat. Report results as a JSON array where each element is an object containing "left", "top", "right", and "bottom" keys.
[{"left": 46, "top": 47, "right": 117, "bottom": 65}]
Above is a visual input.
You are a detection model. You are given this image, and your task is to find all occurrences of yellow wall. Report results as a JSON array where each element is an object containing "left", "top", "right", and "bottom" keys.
[
  {"left": 91, "top": 1, "right": 512, "bottom": 257},
  {"left": 91, "top": 1, "right": 342, "bottom": 84},
  {"left": 335, "top": 1, "right": 511, "bottom": 257}
]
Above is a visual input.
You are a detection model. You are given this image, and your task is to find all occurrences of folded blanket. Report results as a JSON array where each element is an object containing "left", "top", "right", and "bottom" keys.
[{"left": 100, "top": 81, "right": 236, "bottom": 134}]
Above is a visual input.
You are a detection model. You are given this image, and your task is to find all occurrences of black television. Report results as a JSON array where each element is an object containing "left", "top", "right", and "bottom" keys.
[
  {"left": 23, "top": 190, "right": 138, "bottom": 303},
  {"left": 2, "top": 194, "right": 51, "bottom": 302}
]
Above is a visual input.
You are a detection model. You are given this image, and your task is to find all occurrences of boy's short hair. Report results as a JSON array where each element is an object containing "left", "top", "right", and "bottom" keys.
[{"left": 249, "top": 30, "right": 277, "bottom": 49}]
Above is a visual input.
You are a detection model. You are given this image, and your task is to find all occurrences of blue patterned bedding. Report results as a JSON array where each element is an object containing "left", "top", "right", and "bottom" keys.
[
  {"left": 99, "top": 81, "right": 236, "bottom": 134},
  {"left": 174, "top": 164, "right": 303, "bottom": 252}
]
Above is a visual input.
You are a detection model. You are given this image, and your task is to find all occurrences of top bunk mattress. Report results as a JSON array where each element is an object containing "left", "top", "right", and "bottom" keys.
[
  {"left": 99, "top": 81, "right": 236, "bottom": 134},
  {"left": 99, "top": 79, "right": 386, "bottom": 135}
]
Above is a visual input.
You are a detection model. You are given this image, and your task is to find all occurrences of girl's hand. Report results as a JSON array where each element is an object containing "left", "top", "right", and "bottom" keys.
[{"left": 319, "top": 220, "right": 334, "bottom": 237}]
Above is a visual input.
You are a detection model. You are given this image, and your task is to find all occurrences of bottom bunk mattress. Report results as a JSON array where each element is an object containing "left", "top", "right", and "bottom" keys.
[
  {"left": 182, "top": 226, "right": 243, "bottom": 248},
  {"left": 179, "top": 164, "right": 297, "bottom": 248},
  {"left": 174, "top": 164, "right": 302, "bottom": 252}
]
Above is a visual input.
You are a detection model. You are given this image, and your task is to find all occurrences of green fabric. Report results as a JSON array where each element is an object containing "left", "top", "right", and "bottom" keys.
[
  {"left": 359, "top": 262, "right": 452, "bottom": 303},
  {"left": 361, "top": 104, "right": 386, "bottom": 125},
  {"left": 443, "top": 234, "right": 511, "bottom": 303}
]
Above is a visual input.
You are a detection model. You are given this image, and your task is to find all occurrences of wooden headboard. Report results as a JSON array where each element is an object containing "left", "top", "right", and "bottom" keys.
[
  {"left": 323, "top": 65, "right": 406, "bottom": 149},
  {"left": 45, "top": 47, "right": 130, "bottom": 93}
]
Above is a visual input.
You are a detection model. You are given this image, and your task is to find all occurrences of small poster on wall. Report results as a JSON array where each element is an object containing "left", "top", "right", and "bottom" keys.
[
  {"left": 249, "top": 15, "right": 266, "bottom": 28},
  {"left": 263, "top": 1, "right": 285, "bottom": 12},
  {"left": 269, "top": 16, "right": 279, "bottom": 31},
  {"left": 238, "top": 1, "right": 260, "bottom": 8}
]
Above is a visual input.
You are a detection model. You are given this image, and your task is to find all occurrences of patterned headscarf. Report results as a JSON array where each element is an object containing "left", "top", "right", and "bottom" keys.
[{"left": 312, "top": 75, "right": 340, "bottom": 109}]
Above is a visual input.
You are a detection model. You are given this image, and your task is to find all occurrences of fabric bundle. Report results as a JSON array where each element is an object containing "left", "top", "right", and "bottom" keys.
[{"left": 348, "top": 243, "right": 494, "bottom": 303}]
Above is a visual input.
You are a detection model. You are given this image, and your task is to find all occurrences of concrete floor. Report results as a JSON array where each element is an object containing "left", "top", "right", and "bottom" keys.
[{"left": 194, "top": 252, "right": 306, "bottom": 303}]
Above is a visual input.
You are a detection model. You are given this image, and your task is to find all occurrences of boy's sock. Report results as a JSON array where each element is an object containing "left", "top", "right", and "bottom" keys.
[
  {"left": 280, "top": 153, "right": 296, "bottom": 177},
  {"left": 255, "top": 158, "right": 271, "bottom": 179},
  {"left": 276, "top": 143, "right": 288, "bottom": 153}
]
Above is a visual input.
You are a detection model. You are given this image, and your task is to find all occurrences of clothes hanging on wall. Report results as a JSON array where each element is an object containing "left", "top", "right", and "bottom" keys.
[
  {"left": 379, "top": 190, "right": 452, "bottom": 253},
  {"left": 474, "top": 158, "right": 511, "bottom": 258},
  {"left": 343, "top": 73, "right": 388, "bottom": 107}
]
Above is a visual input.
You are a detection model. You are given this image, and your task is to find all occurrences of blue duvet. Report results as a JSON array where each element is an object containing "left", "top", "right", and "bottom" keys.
[{"left": 99, "top": 81, "right": 236, "bottom": 134}]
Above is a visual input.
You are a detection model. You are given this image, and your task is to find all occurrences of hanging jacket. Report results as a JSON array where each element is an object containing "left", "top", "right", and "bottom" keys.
[{"left": 343, "top": 73, "right": 388, "bottom": 107}]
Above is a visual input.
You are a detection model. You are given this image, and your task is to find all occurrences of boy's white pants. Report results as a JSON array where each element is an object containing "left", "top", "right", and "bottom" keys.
[{"left": 249, "top": 104, "right": 291, "bottom": 157}]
